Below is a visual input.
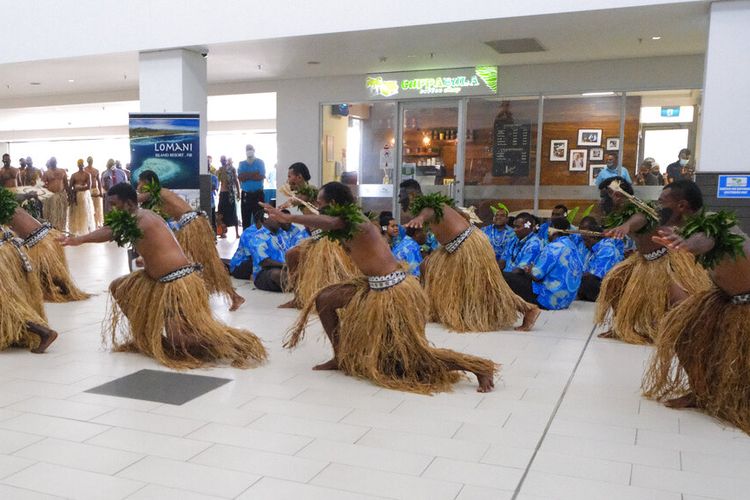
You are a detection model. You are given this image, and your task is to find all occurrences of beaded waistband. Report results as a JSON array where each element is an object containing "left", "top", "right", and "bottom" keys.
[
  {"left": 643, "top": 247, "right": 668, "bottom": 261},
  {"left": 158, "top": 264, "right": 203, "bottom": 283},
  {"left": 368, "top": 270, "right": 407, "bottom": 290},
  {"left": 445, "top": 226, "right": 475, "bottom": 254},
  {"left": 0, "top": 232, "right": 33, "bottom": 272},
  {"left": 177, "top": 211, "right": 206, "bottom": 229},
  {"left": 731, "top": 292, "right": 750, "bottom": 305},
  {"left": 311, "top": 229, "right": 324, "bottom": 241},
  {"left": 23, "top": 223, "right": 52, "bottom": 248}
]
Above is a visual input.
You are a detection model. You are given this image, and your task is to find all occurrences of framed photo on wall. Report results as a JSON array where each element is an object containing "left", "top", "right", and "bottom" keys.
[
  {"left": 590, "top": 164, "right": 605, "bottom": 185},
  {"left": 549, "top": 139, "right": 568, "bottom": 161},
  {"left": 590, "top": 148, "right": 604, "bottom": 161},
  {"left": 577, "top": 129, "right": 602, "bottom": 146},
  {"left": 569, "top": 149, "right": 588, "bottom": 171},
  {"left": 606, "top": 137, "right": 620, "bottom": 151}
]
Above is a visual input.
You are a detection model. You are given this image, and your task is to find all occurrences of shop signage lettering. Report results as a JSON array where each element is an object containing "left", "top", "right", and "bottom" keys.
[
  {"left": 366, "top": 66, "right": 498, "bottom": 99},
  {"left": 660, "top": 106, "right": 680, "bottom": 117}
]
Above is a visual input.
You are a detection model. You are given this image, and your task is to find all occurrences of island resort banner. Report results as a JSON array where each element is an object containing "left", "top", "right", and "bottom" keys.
[{"left": 129, "top": 113, "right": 201, "bottom": 209}]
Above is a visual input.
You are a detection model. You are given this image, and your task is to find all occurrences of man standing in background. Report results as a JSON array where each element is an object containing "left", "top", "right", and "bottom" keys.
[
  {"left": 666, "top": 148, "right": 691, "bottom": 184},
  {"left": 237, "top": 144, "right": 265, "bottom": 229},
  {"left": 101, "top": 159, "right": 128, "bottom": 214},
  {"left": 85, "top": 156, "right": 104, "bottom": 227}
]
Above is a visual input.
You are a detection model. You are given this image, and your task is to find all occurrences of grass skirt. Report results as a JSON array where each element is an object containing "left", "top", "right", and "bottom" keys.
[
  {"left": 27, "top": 230, "right": 90, "bottom": 302},
  {"left": 292, "top": 238, "right": 358, "bottom": 308},
  {"left": 424, "top": 229, "right": 532, "bottom": 332},
  {"left": 91, "top": 188, "right": 104, "bottom": 227},
  {"left": 68, "top": 190, "right": 95, "bottom": 236},
  {"left": 0, "top": 250, "right": 44, "bottom": 351},
  {"left": 108, "top": 270, "right": 266, "bottom": 369},
  {"left": 643, "top": 287, "right": 750, "bottom": 434},
  {"left": 595, "top": 251, "right": 711, "bottom": 344},
  {"left": 286, "top": 275, "right": 497, "bottom": 394},
  {"left": 175, "top": 215, "right": 234, "bottom": 301},
  {"left": 42, "top": 191, "right": 68, "bottom": 232},
  {"left": 0, "top": 243, "right": 46, "bottom": 322}
]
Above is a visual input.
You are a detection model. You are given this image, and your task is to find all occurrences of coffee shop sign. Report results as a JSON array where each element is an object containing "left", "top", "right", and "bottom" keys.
[{"left": 366, "top": 66, "right": 498, "bottom": 99}]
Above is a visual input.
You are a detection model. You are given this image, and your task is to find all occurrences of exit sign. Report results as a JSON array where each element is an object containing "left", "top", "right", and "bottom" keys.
[{"left": 660, "top": 106, "right": 680, "bottom": 117}]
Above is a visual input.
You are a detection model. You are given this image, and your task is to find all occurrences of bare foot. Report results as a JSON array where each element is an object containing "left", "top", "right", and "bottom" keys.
[
  {"left": 665, "top": 393, "right": 698, "bottom": 409},
  {"left": 476, "top": 372, "right": 495, "bottom": 393},
  {"left": 278, "top": 298, "right": 299, "bottom": 309},
  {"left": 515, "top": 306, "right": 540, "bottom": 332},
  {"left": 598, "top": 330, "right": 616, "bottom": 339},
  {"left": 313, "top": 358, "right": 339, "bottom": 370},
  {"left": 230, "top": 292, "right": 245, "bottom": 311},
  {"left": 27, "top": 323, "right": 58, "bottom": 354}
]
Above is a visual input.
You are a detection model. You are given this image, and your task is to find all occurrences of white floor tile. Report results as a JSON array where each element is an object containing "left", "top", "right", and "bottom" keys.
[
  {"left": 391, "top": 399, "right": 510, "bottom": 426},
  {"left": 242, "top": 396, "right": 353, "bottom": 422},
  {"left": 237, "top": 477, "right": 388, "bottom": 500},
  {"left": 422, "top": 457, "right": 523, "bottom": 490},
  {"left": 520, "top": 470, "right": 682, "bottom": 500},
  {"left": 341, "top": 409, "right": 461, "bottom": 437},
  {"left": 249, "top": 413, "right": 369, "bottom": 443},
  {"left": 480, "top": 444, "right": 536, "bottom": 469},
  {"left": 2, "top": 462, "right": 143, "bottom": 500},
  {"left": 631, "top": 464, "right": 750, "bottom": 500},
  {"left": 125, "top": 484, "right": 225, "bottom": 500},
  {"left": 91, "top": 409, "right": 206, "bottom": 437},
  {"left": 0, "top": 428, "right": 44, "bottom": 454},
  {"left": 681, "top": 450, "right": 750, "bottom": 480},
  {"left": 0, "top": 413, "right": 109, "bottom": 442},
  {"left": 0, "top": 454, "right": 34, "bottom": 480},
  {"left": 530, "top": 451, "right": 632, "bottom": 485},
  {"left": 0, "top": 484, "right": 65, "bottom": 500},
  {"left": 455, "top": 485, "right": 514, "bottom": 500},
  {"left": 357, "top": 428, "right": 489, "bottom": 462},
  {"left": 150, "top": 401, "right": 264, "bottom": 427},
  {"left": 296, "top": 438, "right": 433, "bottom": 475},
  {"left": 540, "top": 433, "right": 681, "bottom": 469},
  {"left": 186, "top": 422, "right": 312, "bottom": 454},
  {"left": 8, "top": 396, "right": 112, "bottom": 421},
  {"left": 116, "top": 456, "right": 259, "bottom": 499},
  {"left": 86, "top": 428, "right": 212, "bottom": 461},
  {"left": 15, "top": 438, "right": 143, "bottom": 475},
  {"left": 293, "top": 388, "right": 402, "bottom": 413}
]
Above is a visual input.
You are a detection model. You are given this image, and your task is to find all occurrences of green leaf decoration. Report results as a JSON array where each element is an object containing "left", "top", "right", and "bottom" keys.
[
  {"left": 566, "top": 206, "right": 580, "bottom": 224},
  {"left": 296, "top": 183, "right": 319, "bottom": 202},
  {"left": 409, "top": 193, "right": 456, "bottom": 223},
  {"left": 680, "top": 210, "right": 746, "bottom": 269},
  {"left": 319, "top": 203, "right": 367, "bottom": 242},
  {"left": 140, "top": 179, "right": 168, "bottom": 220},
  {"left": 581, "top": 204, "right": 595, "bottom": 219},
  {"left": 475, "top": 66, "right": 498, "bottom": 93},
  {"left": 490, "top": 202, "right": 509, "bottom": 216},
  {"left": 0, "top": 187, "right": 19, "bottom": 225},
  {"left": 603, "top": 201, "right": 659, "bottom": 235},
  {"left": 104, "top": 208, "right": 143, "bottom": 247}
]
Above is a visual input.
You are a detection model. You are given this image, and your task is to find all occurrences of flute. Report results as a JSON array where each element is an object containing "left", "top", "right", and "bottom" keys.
[
  {"left": 278, "top": 184, "right": 320, "bottom": 215},
  {"left": 608, "top": 180, "right": 660, "bottom": 221},
  {"left": 549, "top": 227, "right": 607, "bottom": 238}
]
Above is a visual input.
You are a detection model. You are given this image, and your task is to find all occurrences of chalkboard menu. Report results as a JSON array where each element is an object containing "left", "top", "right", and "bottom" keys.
[{"left": 492, "top": 123, "right": 531, "bottom": 177}]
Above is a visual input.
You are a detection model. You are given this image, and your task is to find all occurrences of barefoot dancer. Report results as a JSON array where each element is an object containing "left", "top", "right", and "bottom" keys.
[
  {"left": 59, "top": 183, "right": 266, "bottom": 369},
  {"left": 2, "top": 187, "right": 90, "bottom": 302},
  {"left": 84, "top": 157, "right": 104, "bottom": 228},
  {"left": 643, "top": 206, "right": 750, "bottom": 434},
  {"left": 136, "top": 170, "right": 245, "bottom": 311},
  {"left": 264, "top": 182, "right": 497, "bottom": 394},
  {"left": 400, "top": 180, "right": 539, "bottom": 332},
  {"left": 41, "top": 157, "right": 69, "bottom": 232},
  {"left": 595, "top": 178, "right": 710, "bottom": 344}
]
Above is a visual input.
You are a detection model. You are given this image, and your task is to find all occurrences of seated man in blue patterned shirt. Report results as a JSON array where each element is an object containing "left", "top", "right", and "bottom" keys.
[
  {"left": 576, "top": 216, "right": 624, "bottom": 302},
  {"left": 381, "top": 213, "right": 423, "bottom": 277},
  {"left": 481, "top": 203, "right": 515, "bottom": 262},
  {"left": 500, "top": 212, "right": 543, "bottom": 273},
  {"left": 247, "top": 215, "right": 289, "bottom": 292},
  {"left": 504, "top": 217, "right": 583, "bottom": 310},
  {"left": 282, "top": 220, "right": 309, "bottom": 249},
  {"left": 229, "top": 219, "right": 262, "bottom": 279}
]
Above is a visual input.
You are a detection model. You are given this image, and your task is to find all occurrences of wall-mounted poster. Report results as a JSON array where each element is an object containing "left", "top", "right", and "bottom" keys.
[
  {"left": 569, "top": 149, "right": 588, "bottom": 171},
  {"left": 549, "top": 139, "right": 568, "bottom": 161},
  {"left": 129, "top": 113, "right": 201, "bottom": 209},
  {"left": 590, "top": 164, "right": 605, "bottom": 185},
  {"left": 492, "top": 123, "right": 531, "bottom": 176},
  {"left": 577, "top": 129, "right": 602, "bottom": 146},
  {"left": 606, "top": 137, "right": 620, "bottom": 150},
  {"left": 590, "top": 148, "right": 604, "bottom": 161}
]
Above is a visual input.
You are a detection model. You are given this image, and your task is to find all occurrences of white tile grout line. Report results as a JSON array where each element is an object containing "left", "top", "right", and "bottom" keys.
[{"left": 511, "top": 324, "right": 597, "bottom": 500}]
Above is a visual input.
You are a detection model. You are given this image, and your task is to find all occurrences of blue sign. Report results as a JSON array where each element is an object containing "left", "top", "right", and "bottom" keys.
[
  {"left": 717, "top": 175, "right": 750, "bottom": 198},
  {"left": 660, "top": 106, "right": 680, "bottom": 117}
]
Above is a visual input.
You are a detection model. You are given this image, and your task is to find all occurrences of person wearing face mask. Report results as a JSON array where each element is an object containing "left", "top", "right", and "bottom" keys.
[
  {"left": 594, "top": 152, "right": 632, "bottom": 187},
  {"left": 237, "top": 144, "right": 266, "bottom": 230},
  {"left": 666, "top": 149, "right": 691, "bottom": 185}
]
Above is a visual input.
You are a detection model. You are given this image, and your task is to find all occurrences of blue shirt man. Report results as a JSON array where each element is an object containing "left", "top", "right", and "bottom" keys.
[
  {"left": 249, "top": 226, "right": 287, "bottom": 280},
  {"left": 392, "top": 235, "right": 423, "bottom": 277},
  {"left": 583, "top": 238, "right": 624, "bottom": 279},
  {"left": 503, "top": 232, "right": 543, "bottom": 272},
  {"left": 594, "top": 152, "right": 631, "bottom": 187},
  {"left": 237, "top": 144, "right": 266, "bottom": 229},
  {"left": 482, "top": 206, "right": 515, "bottom": 261},
  {"left": 237, "top": 157, "right": 265, "bottom": 193},
  {"left": 229, "top": 223, "right": 262, "bottom": 274},
  {"left": 282, "top": 224, "right": 309, "bottom": 249},
  {"left": 531, "top": 235, "right": 583, "bottom": 310}
]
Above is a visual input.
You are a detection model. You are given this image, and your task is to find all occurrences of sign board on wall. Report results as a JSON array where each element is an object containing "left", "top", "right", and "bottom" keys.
[
  {"left": 717, "top": 175, "right": 750, "bottom": 198},
  {"left": 366, "top": 66, "right": 498, "bottom": 100},
  {"left": 493, "top": 123, "right": 531, "bottom": 177}
]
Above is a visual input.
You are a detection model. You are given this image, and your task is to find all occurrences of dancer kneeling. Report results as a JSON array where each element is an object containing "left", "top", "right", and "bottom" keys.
[
  {"left": 643, "top": 209, "right": 750, "bottom": 434},
  {"left": 264, "top": 182, "right": 497, "bottom": 394},
  {"left": 400, "top": 180, "right": 539, "bottom": 332},
  {"left": 59, "top": 183, "right": 266, "bottom": 370},
  {"left": 137, "top": 170, "right": 245, "bottom": 311}
]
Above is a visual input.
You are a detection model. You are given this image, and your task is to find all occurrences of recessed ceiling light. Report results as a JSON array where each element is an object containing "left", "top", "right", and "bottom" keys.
[
  {"left": 307, "top": 61, "right": 320, "bottom": 65},
  {"left": 651, "top": 36, "right": 662, "bottom": 40},
  {"left": 29, "top": 82, "right": 41, "bottom": 86},
  {"left": 582, "top": 91, "right": 615, "bottom": 96},
  {"left": 68, "top": 79, "right": 75, "bottom": 83}
]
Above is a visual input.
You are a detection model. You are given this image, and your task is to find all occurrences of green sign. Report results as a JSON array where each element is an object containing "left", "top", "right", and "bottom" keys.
[{"left": 366, "top": 66, "right": 498, "bottom": 99}]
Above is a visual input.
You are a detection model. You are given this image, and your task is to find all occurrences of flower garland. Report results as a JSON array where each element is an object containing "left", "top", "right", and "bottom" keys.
[
  {"left": 603, "top": 201, "right": 659, "bottom": 235},
  {"left": 140, "top": 179, "right": 168, "bottom": 220},
  {"left": 409, "top": 193, "right": 456, "bottom": 223},
  {"left": 104, "top": 208, "right": 143, "bottom": 247},
  {"left": 319, "top": 203, "right": 366, "bottom": 242},
  {"left": 0, "top": 187, "right": 19, "bottom": 225},
  {"left": 680, "top": 210, "right": 746, "bottom": 269}
]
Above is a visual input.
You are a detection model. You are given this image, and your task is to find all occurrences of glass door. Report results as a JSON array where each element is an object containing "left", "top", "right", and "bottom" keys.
[{"left": 397, "top": 100, "right": 463, "bottom": 218}]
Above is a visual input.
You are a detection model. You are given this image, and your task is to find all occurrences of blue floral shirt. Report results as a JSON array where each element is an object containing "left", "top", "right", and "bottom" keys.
[
  {"left": 503, "top": 233, "right": 543, "bottom": 272},
  {"left": 481, "top": 224, "right": 515, "bottom": 260},
  {"left": 582, "top": 238, "right": 624, "bottom": 279},
  {"left": 531, "top": 235, "right": 583, "bottom": 310},
  {"left": 392, "top": 236, "right": 423, "bottom": 277},
  {"left": 282, "top": 224, "right": 309, "bottom": 249},
  {"left": 396, "top": 225, "right": 439, "bottom": 255},
  {"left": 248, "top": 227, "right": 287, "bottom": 279},
  {"left": 229, "top": 225, "right": 261, "bottom": 273}
]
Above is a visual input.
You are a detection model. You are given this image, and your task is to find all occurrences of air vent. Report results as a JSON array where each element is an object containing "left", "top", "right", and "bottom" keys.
[{"left": 485, "top": 38, "right": 546, "bottom": 54}]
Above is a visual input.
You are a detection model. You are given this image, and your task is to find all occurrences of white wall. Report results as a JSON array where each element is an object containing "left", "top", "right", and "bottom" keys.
[
  {"left": 0, "top": 0, "right": 704, "bottom": 65},
  {"left": 698, "top": 0, "right": 750, "bottom": 173}
]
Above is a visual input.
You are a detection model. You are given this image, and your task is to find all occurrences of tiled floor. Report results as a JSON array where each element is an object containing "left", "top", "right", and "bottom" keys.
[{"left": 0, "top": 241, "right": 748, "bottom": 500}]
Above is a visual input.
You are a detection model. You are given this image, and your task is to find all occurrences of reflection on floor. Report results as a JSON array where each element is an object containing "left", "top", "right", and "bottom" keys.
[{"left": 0, "top": 242, "right": 747, "bottom": 500}]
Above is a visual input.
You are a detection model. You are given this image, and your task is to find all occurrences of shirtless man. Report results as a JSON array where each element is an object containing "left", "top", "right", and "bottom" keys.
[
  {"left": 68, "top": 159, "right": 96, "bottom": 236},
  {"left": 41, "top": 157, "right": 69, "bottom": 231},
  {"left": 217, "top": 155, "right": 241, "bottom": 238},
  {"left": 0, "top": 154, "right": 21, "bottom": 187},
  {"left": 84, "top": 156, "right": 104, "bottom": 227},
  {"left": 137, "top": 170, "right": 245, "bottom": 311},
  {"left": 400, "top": 179, "right": 539, "bottom": 332},
  {"left": 58, "top": 183, "right": 265, "bottom": 369},
  {"left": 22, "top": 157, "right": 42, "bottom": 186},
  {"left": 263, "top": 181, "right": 496, "bottom": 393}
]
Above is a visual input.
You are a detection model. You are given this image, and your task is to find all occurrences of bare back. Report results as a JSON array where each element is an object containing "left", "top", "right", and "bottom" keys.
[
  {"left": 160, "top": 189, "right": 193, "bottom": 219},
  {"left": 10, "top": 208, "right": 43, "bottom": 239},
  {"left": 84, "top": 166, "right": 101, "bottom": 191},
  {"left": 133, "top": 209, "right": 190, "bottom": 280},
  {"left": 0, "top": 167, "right": 20, "bottom": 187},
  {"left": 710, "top": 238, "right": 750, "bottom": 296},
  {"left": 428, "top": 205, "right": 471, "bottom": 244},
  {"left": 44, "top": 168, "right": 67, "bottom": 193},
  {"left": 343, "top": 222, "right": 401, "bottom": 277},
  {"left": 70, "top": 170, "right": 90, "bottom": 190}
]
